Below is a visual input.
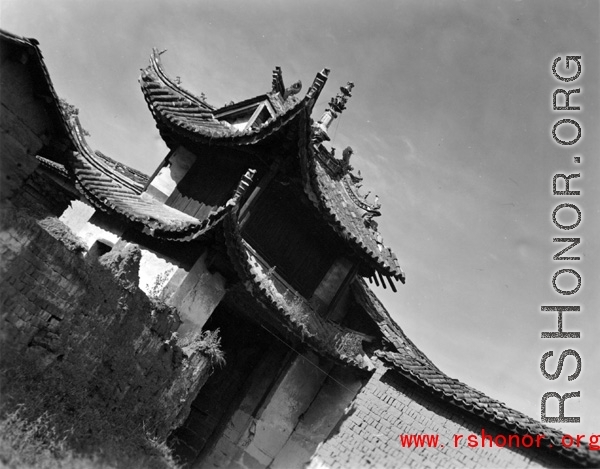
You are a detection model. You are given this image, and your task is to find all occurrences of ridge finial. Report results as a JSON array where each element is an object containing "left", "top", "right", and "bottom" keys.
[{"left": 312, "top": 81, "right": 354, "bottom": 143}]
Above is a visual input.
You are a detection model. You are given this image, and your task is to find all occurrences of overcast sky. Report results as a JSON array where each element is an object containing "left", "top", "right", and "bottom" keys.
[{"left": 3, "top": 0, "right": 598, "bottom": 438}]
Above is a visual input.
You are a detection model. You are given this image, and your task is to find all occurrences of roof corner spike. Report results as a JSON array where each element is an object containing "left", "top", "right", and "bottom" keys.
[
  {"left": 312, "top": 80, "right": 354, "bottom": 143},
  {"left": 272, "top": 66, "right": 285, "bottom": 96},
  {"left": 306, "top": 68, "right": 330, "bottom": 110}
]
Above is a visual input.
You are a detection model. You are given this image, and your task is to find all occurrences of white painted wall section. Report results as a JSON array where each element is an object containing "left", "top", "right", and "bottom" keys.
[
  {"left": 146, "top": 146, "right": 196, "bottom": 202},
  {"left": 168, "top": 252, "right": 226, "bottom": 336}
]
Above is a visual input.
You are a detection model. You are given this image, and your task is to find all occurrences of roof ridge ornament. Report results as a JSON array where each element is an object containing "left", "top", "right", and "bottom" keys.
[
  {"left": 312, "top": 81, "right": 354, "bottom": 143},
  {"left": 272, "top": 66, "right": 302, "bottom": 101},
  {"left": 272, "top": 66, "right": 285, "bottom": 95},
  {"left": 284, "top": 80, "right": 302, "bottom": 100},
  {"left": 306, "top": 68, "right": 330, "bottom": 114}
]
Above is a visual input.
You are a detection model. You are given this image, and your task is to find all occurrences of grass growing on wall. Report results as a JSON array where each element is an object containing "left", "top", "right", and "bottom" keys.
[
  {"left": 178, "top": 328, "right": 226, "bottom": 368},
  {"left": 0, "top": 355, "right": 181, "bottom": 469},
  {"left": 0, "top": 407, "right": 181, "bottom": 469},
  {"left": 0, "top": 407, "right": 112, "bottom": 469}
]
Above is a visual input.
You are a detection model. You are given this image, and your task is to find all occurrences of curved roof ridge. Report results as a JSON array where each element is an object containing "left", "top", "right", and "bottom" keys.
[
  {"left": 93, "top": 150, "right": 148, "bottom": 187},
  {"left": 351, "top": 279, "right": 434, "bottom": 364},
  {"left": 68, "top": 145, "right": 198, "bottom": 237},
  {"left": 65, "top": 118, "right": 254, "bottom": 241},
  {"left": 140, "top": 50, "right": 310, "bottom": 147},
  {"left": 350, "top": 278, "right": 598, "bottom": 466},
  {"left": 299, "top": 136, "right": 405, "bottom": 283},
  {"left": 222, "top": 199, "right": 375, "bottom": 371},
  {"left": 148, "top": 48, "right": 215, "bottom": 111},
  {"left": 36, "top": 155, "right": 69, "bottom": 179},
  {"left": 375, "top": 349, "right": 599, "bottom": 467},
  {"left": 69, "top": 117, "right": 146, "bottom": 194}
]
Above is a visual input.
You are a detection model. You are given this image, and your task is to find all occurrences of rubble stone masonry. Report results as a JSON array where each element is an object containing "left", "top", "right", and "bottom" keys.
[{"left": 0, "top": 203, "right": 212, "bottom": 440}]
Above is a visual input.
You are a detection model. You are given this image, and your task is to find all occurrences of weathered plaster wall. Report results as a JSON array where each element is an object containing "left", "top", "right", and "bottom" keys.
[
  {"left": 0, "top": 111, "right": 40, "bottom": 202},
  {"left": 0, "top": 100, "right": 68, "bottom": 212},
  {"left": 270, "top": 365, "right": 364, "bottom": 469},
  {"left": 310, "top": 257, "right": 352, "bottom": 314},
  {"left": 168, "top": 252, "right": 226, "bottom": 336},
  {"left": 242, "top": 351, "right": 330, "bottom": 467},
  {"left": 198, "top": 352, "right": 364, "bottom": 469},
  {"left": 145, "top": 146, "right": 196, "bottom": 203},
  {"left": 0, "top": 47, "right": 58, "bottom": 202},
  {"left": 308, "top": 361, "right": 562, "bottom": 469},
  {"left": 0, "top": 56, "right": 51, "bottom": 138},
  {"left": 0, "top": 205, "right": 212, "bottom": 439},
  {"left": 0, "top": 69, "right": 74, "bottom": 220}
]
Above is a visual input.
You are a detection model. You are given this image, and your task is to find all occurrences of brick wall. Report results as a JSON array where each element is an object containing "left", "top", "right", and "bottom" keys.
[
  {"left": 309, "top": 361, "right": 564, "bottom": 469},
  {"left": 0, "top": 205, "right": 212, "bottom": 441}
]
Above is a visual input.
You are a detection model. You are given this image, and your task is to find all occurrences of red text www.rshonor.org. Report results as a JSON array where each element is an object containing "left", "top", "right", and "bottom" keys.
[{"left": 398, "top": 429, "right": 600, "bottom": 450}]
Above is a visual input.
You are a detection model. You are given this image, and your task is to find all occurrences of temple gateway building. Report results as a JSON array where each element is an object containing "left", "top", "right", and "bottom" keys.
[{"left": 1, "top": 29, "right": 598, "bottom": 469}]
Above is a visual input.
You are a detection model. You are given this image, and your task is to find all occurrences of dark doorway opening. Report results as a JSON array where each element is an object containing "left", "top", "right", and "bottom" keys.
[{"left": 168, "top": 302, "right": 289, "bottom": 467}]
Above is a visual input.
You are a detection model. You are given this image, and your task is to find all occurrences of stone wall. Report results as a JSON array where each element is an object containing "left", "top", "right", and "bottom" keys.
[
  {"left": 308, "top": 361, "right": 564, "bottom": 469},
  {"left": 0, "top": 204, "right": 213, "bottom": 443}
]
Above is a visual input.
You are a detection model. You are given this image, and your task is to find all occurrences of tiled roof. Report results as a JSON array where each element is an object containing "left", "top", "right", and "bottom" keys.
[
  {"left": 36, "top": 156, "right": 69, "bottom": 179},
  {"left": 376, "top": 350, "right": 598, "bottom": 467},
  {"left": 139, "top": 49, "right": 309, "bottom": 149},
  {"left": 223, "top": 203, "right": 376, "bottom": 371},
  {"left": 347, "top": 277, "right": 599, "bottom": 467},
  {"left": 93, "top": 150, "right": 148, "bottom": 187},
  {"left": 66, "top": 117, "right": 245, "bottom": 241},
  {"left": 348, "top": 279, "right": 598, "bottom": 466},
  {"left": 140, "top": 51, "right": 404, "bottom": 285},
  {"left": 300, "top": 139, "right": 405, "bottom": 286},
  {"left": 12, "top": 27, "right": 403, "bottom": 289},
  {"left": 351, "top": 279, "right": 432, "bottom": 364}
]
